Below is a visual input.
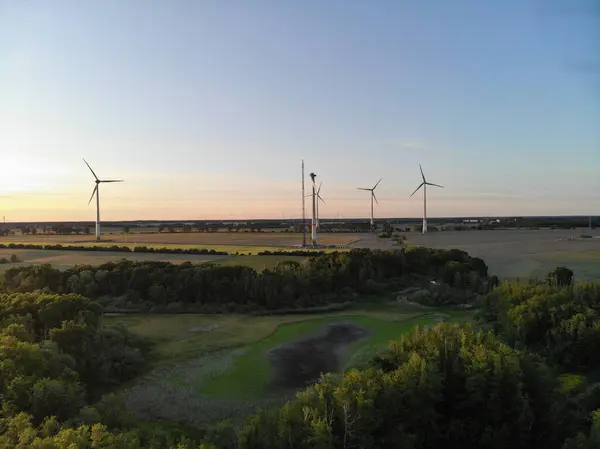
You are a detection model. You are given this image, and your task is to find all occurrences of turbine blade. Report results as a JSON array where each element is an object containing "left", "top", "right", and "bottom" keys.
[
  {"left": 83, "top": 158, "right": 99, "bottom": 181},
  {"left": 100, "top": 180, "right": 124, "bottom": 183},
  {"left": 372, "top": 177, "right": 383, "bottom": 190},
  {"left": 357, "top": 188, "right": 370, "bottom": 191},
  {"left": 426, "top": 182, "right": 444, "bottom": 188},
  {"left": 87, "top": 185, "right": 98, "bottom": 205},
  {"left": 410, "top": 182, "right": 424, "bottom": 197},
  {"left": 419, "top": 164, "right": 425, "bottom": 182},
  {"left": 317, "top": 181, "right": 322, "bottom": 194},
  {"left": 372, "top": 192, "right": 378, "bottom": 204},
  {"left": 318, "top": 194, "right": 326, "bottom": 205}
]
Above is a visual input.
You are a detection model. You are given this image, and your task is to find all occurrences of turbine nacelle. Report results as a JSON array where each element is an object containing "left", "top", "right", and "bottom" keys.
[
  {"left": 410, "top": 165, "right": 443, "bottom": 197},
  {"left": 357, "top": 177, "right": 383, "bottom": 204}
]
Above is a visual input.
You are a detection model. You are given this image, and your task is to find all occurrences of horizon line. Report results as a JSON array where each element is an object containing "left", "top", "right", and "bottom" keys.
[{"left": 1, "top": 214, "right": 597, "bottom": 225}]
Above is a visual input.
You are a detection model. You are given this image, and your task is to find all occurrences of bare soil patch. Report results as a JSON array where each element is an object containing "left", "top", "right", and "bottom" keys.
[{"left": 267, "top": 321, "right": 370, "bottom": 391}]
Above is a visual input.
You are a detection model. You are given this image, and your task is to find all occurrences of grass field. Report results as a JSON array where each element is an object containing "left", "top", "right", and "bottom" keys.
[{"left": 110, "top": 304, "right": 471, "bottom": 427}]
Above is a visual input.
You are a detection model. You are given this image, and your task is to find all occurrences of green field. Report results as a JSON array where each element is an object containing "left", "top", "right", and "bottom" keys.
[{"left": 111, "top": 305, "right": 472, "bottom": 427}]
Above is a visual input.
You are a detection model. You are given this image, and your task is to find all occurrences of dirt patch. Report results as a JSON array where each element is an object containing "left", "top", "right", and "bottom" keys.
[
  {"left": 267, "top": 321, "right": 370, "bottom": 391},
  {"left": 189, "top": 324, "right": 220, "bottom": 333}
]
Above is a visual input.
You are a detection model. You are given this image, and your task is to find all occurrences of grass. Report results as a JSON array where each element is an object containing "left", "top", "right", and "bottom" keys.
[
  {"left": 111, "top": 306, "right": 472, "bottom": 400},
  {"left": 114, "top": 305, "right": 475, "bottom": 428},
  {"left": 107, "top": 308, "right": 415, "bottom": 363},
  {"left": 201, "top": 313, "right": 427, "bottom": 399}
]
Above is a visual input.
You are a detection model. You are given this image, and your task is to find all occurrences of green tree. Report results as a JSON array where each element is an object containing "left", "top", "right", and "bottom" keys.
[{"left": 548, "top": 266, "right": 575, "bottom": 287}]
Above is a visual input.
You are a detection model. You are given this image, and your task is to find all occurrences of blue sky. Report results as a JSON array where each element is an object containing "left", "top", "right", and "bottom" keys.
[{"left": 1, "top": 0, "right": 598, "bottom": 221}]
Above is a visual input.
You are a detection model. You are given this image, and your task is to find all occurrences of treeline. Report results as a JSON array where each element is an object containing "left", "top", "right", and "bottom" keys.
[
  {"left": 256, "top": 250, "right": 327, "bottom": 256},
  {"left": 482, "top": 216, "right": 598, "bottom": 230},
  {"left": 0, "top": 243, "right": 229, "bottom": 256},
  {"left": 0, "top": 248, "right": 497, "bottom": 313}
]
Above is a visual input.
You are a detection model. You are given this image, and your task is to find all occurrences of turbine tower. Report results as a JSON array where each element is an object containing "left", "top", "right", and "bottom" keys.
[
  {"left": 83, "top": 159, "right": 124, "bottom": 241},
  {"left": 357, "top": 178, "right": 382, "bottom": 232},
  {"left": 309, "top": 172, "right": 318, "bottom": 246},
  {"left": 410, "top": 164, "right": 443, "bottom": 234}
]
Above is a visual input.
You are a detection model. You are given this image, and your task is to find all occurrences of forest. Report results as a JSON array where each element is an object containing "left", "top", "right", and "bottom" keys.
[
  {"left": 0, "top": 249, "right": 599, "bottom": 448},
  {"left": 0, "top": 248, "right": 496, "bottom": 313}
]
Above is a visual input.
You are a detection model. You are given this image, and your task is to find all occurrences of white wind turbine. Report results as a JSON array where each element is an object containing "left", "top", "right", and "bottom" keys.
[
  {"left": 306, "top": 181, "right": 325, "bottom": 229},
  {"left": 83, "top": 159, "right": 124, "bottom": 241},
  {"left": 357, "top": 178, "right": 382, "bottom": 232},
  {"left": 410, "top": 164, "right": 443, "bottom": 234}
]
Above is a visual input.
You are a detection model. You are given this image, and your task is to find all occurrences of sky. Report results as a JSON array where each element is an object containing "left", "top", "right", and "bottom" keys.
[{"left": 1, "top": 0, "right": 599, "bottom": 221}]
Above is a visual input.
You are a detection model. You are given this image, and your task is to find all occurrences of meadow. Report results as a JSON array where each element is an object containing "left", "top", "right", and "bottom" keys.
[{"left": 108, "top": 304, "right": 471, "bottom": 427}]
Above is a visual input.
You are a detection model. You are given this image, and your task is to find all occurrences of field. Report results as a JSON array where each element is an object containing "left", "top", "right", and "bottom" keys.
[
  {"left": 108, "top": 304, "right": 471, "bottom": 427},
  {"left": 0, "top": 231, "right": 358, "bottom": 252},
  {"left": 2, "top": 228, "right": 600, "bottom": 279},
  {"left": 402, "top": 228, "right": 600, "bottom": 280}
]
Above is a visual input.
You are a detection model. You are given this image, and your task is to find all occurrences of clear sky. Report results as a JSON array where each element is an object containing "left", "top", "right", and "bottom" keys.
[{"left": 1, "top": 0, "right": 598, "bottom": 221}]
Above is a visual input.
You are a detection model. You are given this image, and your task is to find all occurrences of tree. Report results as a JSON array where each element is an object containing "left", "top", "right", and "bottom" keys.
[
  {"left": 548, "top": 266, "right": 574, "bottom": 287},
  {"left": 122, "top": 226, "right": 131, "bottom": 235}
]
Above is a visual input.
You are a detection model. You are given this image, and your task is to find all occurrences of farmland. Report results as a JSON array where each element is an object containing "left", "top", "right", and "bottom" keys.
[
  {"left": 108, "top": 304, "right": 471, "bottom": 427},
  {"left": 402, "top": 228, "right": 600, "bottom": 280},
  {"left": 1, "top": 228, "right": 599, "bottom": 279},
  {"left": 0, "top": 231, "right": 359, "bottom": 250}
]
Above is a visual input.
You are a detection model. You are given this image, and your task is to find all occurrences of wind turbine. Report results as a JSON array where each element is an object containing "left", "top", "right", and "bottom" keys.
[
  {"left": 309, "top": 172, "right": 318, "bottom": 246},
  {"left": 83, "top": 159, "right": 124, "bottom": 241},
  {"left": 316, "top": 182, "right": 325, "bottom": 229},
  {"left": 410, "top": 164, "right": 443, "bottom": 234},
  {"left": 357, "top": 178, "right": 382, "bottom": 232},
  {"left": 306, "top": 181, "right": 326, "bottom": 229}
]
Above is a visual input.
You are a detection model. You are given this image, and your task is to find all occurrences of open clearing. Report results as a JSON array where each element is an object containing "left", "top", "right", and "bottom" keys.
[{"left": 110, "top": 305, "right": 470, "bottom": 427}]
